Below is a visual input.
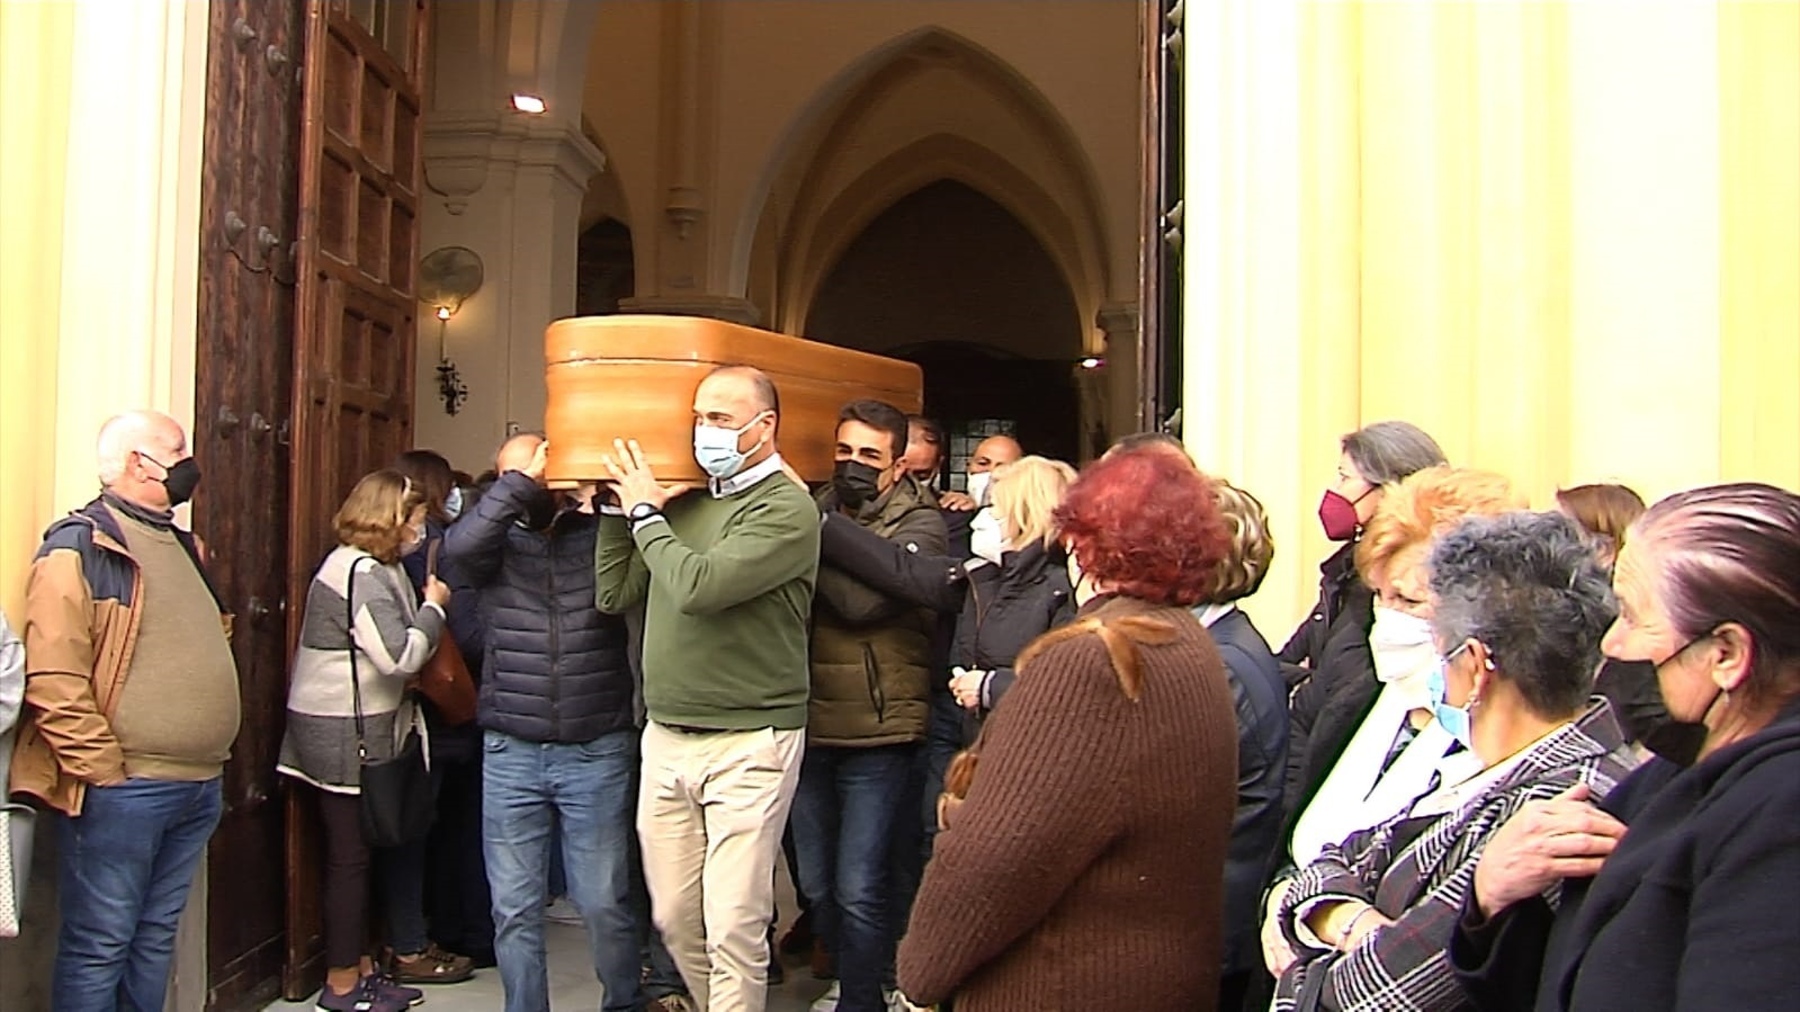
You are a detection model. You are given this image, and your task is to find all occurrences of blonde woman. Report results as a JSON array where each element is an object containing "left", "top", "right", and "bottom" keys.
[
  {"left": 948, "top": 455, "right": 1080, "bottom": 715},
  {"left": 277, "top": 469, "right": 451, "bottom": 1012}
]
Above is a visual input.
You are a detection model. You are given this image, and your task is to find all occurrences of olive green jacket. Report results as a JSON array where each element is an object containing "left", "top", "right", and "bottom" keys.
[{"left": 808, "top": 476, "right": 947, "bottom": 747}]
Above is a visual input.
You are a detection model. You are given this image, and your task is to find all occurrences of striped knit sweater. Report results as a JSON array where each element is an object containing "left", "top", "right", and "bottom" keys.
[
  {"left": 277, "top": 545, "right": 444, "bottom": 793},
  {"left": 897, "top": 594, "right": 1239, "bottom": 1011}
]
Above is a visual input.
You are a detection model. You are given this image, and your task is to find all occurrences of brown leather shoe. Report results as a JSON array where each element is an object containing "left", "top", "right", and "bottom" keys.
[{"left": 391, "top": 944, "right": 475, "bottom": 985}]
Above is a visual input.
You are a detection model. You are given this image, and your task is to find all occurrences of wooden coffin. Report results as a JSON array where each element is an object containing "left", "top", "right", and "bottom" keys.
[{"left": 545, "top": 315, "right": 924, "bottom": 485}]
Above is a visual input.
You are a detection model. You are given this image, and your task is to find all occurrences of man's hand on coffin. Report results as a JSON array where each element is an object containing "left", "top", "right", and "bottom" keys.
[
  {"left": 602, "top": 438, "right": 693, "bottom": 512},
  {"left": 522, "top": 439, "right": 549, "bottom": 482}
]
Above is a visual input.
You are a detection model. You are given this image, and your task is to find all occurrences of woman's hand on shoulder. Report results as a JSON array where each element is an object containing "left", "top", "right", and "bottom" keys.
[
  {"left": 1261, "top": 879, "right": 1300, "bottom": 976},
  {"left": 1473, "top": 783, "right": 1626, "bottom": 919}
]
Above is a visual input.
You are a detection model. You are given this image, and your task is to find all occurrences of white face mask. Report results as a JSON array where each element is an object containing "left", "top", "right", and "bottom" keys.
[
  {"left": 969, "top": 507, "right": 1008, "bottom": 565},
  {"left": 966, "top": 471, "right": 993, "bottom": 506},
  {"left": 444, "top": 486, "right": 464, "bottom": 521},
  {"left": 1369, "top": 606, "right": 1439, "bottom": 711}
]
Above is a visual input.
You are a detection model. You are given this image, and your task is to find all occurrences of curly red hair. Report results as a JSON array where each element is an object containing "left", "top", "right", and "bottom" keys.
[{"left": 1053, "top": 448, "right": 1232, "bottom": 607}]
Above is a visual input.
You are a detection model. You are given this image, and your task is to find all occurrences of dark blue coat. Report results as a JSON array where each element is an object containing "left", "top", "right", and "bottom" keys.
[
  {"left": 1203, "top": 606, "right": 1290, "bottom": 978},
  {"left": 441, "top": 471, "right": 633, "bottom": 743}
]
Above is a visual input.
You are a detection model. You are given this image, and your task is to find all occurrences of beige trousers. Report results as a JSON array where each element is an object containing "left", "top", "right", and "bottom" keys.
[{"left": 638, "top": 721, "right": 805, "bottom": 1012}]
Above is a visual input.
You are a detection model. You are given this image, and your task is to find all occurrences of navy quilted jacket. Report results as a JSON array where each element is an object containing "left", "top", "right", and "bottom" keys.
[{"left": 442, "top": 471, "right": 633, "bottom": 743}]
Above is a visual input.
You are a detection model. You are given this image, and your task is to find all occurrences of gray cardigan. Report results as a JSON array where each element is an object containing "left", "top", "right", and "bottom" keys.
[{"left": 276, "top": 546, "right": 443, "bottom": 793}]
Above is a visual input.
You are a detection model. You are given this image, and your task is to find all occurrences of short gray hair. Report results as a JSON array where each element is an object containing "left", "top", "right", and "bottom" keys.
[
  {"left": 1341, "top": 421, "right": 1447, "bottom": 485},
  {"left": 1427, "top": 511, "right": 1616, "bottom": 718},
  {"left": 95, "top": 411, "right": 170, "bottom": 487}
]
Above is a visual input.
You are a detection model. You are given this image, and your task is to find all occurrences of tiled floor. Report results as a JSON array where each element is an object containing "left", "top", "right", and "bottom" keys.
[{"left": 265, "top": 875, "right": 831, "bottom": 1012}]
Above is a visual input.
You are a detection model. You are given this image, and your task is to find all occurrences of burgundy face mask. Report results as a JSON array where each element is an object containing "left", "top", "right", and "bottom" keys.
[{"left": 1318, "top": 489, "right": 1365, "bottom": 542}]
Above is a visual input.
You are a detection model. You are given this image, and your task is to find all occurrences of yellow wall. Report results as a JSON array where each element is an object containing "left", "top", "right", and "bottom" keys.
[
  {"left": 0, "top": 0, "right": 208, "bottom": 627},
  {"left": 0, "top": 1, "right": 75, "bottom": 627},
  {"left": 1183, "top": 0, "right": 1800, "bottom": 637}
]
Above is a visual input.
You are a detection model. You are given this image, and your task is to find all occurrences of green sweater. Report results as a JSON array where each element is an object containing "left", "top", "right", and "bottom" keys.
[{"left": 594, "top": 473, "right": 820, "bottom": 729}]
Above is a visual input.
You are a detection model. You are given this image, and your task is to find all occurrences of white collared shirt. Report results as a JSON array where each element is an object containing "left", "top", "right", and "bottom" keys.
[
  {"left": 710, "top": 452, "right": 787, "bottom": 498},
  {"left": 1194, "top": 602, "right": 1237, "bottom": 628}
]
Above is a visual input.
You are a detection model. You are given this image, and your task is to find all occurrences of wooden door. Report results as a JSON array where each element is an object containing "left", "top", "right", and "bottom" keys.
[
  {"left": 1137, "top": 0, "right": 1184, "bottom": 432},
  {"left": 283, "top": 0, "right": 429, "bottom": 997},
  {"left": 193, "top": 0, "right": 309, "bottom": 1007}
]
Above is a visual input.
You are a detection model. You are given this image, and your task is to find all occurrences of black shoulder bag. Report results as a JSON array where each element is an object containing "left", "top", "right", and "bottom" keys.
[{"left": 347, "top": 557, "right": 435, "bottom": 847}]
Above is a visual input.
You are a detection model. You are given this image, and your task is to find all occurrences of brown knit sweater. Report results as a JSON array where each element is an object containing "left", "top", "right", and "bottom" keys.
[{"left": 897, "top": 595, "right": 1238, "bottom": 1011}]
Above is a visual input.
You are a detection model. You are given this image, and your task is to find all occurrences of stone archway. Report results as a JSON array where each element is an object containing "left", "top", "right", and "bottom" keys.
[
  {"left": 805, "top": 180, "right": 1090, "bottom": 464},
  {"left": 737, "top": 27, "right": 1114, "bottom": 344}
]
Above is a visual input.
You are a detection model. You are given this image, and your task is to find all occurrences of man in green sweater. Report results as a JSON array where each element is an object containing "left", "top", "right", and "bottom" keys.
[{"left": 594, "top": 365, "right": 820, "bottom": 1012}]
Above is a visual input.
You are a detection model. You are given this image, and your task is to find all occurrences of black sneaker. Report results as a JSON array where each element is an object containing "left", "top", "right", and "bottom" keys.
[{"left": 316, "top": 981, "right": 409, "bottom": 1012}]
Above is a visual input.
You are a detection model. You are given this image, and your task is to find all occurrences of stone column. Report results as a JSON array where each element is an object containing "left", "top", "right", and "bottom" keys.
[
  {"left": 1095, "top": 301, "right": 1142, "bottom": 448},
  {"left": 418, "top": 113, "right": 605, "bottom": 469}
]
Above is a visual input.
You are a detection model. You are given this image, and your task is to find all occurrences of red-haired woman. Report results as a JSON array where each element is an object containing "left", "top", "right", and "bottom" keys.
[{"left": 896, "top": 447, "right": 1242, "bottom": 1011}]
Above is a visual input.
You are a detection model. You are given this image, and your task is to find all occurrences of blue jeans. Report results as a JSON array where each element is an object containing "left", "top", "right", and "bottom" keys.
[
  {"left": 790, "top": 745, "right": 915, "bottom": 1012},
  {"left": 484, "top": 730, "right": 643, "bottom": 1012},
  {"left": 921, "top": 688, "right": 966, "bottom": 851},
  {"left": 54, "top": 777, "right": 223, "bottom": 1012}
]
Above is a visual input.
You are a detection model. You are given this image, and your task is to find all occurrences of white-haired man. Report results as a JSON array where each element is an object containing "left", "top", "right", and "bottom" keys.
[{"left": 8, "top": 410, "right": 238, "bottom": 1009}]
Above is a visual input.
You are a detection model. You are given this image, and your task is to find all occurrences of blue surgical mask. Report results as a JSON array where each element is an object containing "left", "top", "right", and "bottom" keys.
[
  {"left": 693, "top": 411, "right": 769, "bottom": 480},
  {"left": 444, "top": 486, "right": 464, "bottom": 520},
  {"left": 1427, "top": 643, "right": 1475, "bottom": 749}
]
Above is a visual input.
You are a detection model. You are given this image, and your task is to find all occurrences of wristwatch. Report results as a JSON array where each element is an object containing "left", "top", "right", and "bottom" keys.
[{"left": 627, "top": 502, "right": 662, "bottom": 525}]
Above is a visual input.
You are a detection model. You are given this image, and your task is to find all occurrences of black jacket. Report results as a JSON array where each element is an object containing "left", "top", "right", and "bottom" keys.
[
  {"left": 1451, "top": 698, "right": 1800, "bottom": 1011},
  {"left": 1203, "top": 607, "right": 1290, "bottom": 978},
  {"left": 401, "top": 516, "right": 487, "bottom": 760},
  {"left": 1280, "top": 607, "right": 1379, "bottom": 829},
  {"left": 952, "top": 542, "right": 1075, "bottom": 710},
  {"left": 441, "top": 472, "right": 634, "bottom": 743},
  {"left": 1278, "top": 543, "right": 1372, "bottom": 688},
  {"left": 400, "top": 517, "right": 485, "bottom": 674}
]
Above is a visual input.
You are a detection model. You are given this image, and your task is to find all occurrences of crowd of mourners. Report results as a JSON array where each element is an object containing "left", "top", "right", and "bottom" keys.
[{"left": 5, "top": 371, "right": 1800, "bottom": 1012}]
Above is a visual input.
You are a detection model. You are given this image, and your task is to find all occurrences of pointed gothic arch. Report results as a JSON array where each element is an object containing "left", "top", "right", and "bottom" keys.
[{"left": 732, "top": 27, "right": 1113, "bottom": 340}]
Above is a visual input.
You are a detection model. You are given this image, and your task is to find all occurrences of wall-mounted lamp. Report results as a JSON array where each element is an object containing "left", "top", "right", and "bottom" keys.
[
  {"left": 418, "top": 246, "right": 485, "bottom": 416},
  {"left": 511, "top": 94, "right": 547, "bottom": 115}
]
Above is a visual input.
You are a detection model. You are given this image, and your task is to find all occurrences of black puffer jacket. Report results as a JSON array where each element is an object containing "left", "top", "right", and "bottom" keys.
[
  {"left": 1200, "top": 607, "right": 1289, "bottom": 978},
  {"left": 952, "top": 542, "right": 1075, "bottom": 711},
  {"left": 442, "top": 471, "right": 634, "bottom": 743}
]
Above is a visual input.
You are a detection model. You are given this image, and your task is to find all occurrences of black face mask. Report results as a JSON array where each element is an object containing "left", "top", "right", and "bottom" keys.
[
  {"left": 520, "top": 487, "right": 560, "bottom": 531},
  {"left": 146, "top": 455, "right": 202, "bottom": 507},
  {"left": 832, "top": 460, "right": 885, "bottom": 510},
  {"left": 1632, "top": 634, "right": 1719, "bottom": 768}
]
